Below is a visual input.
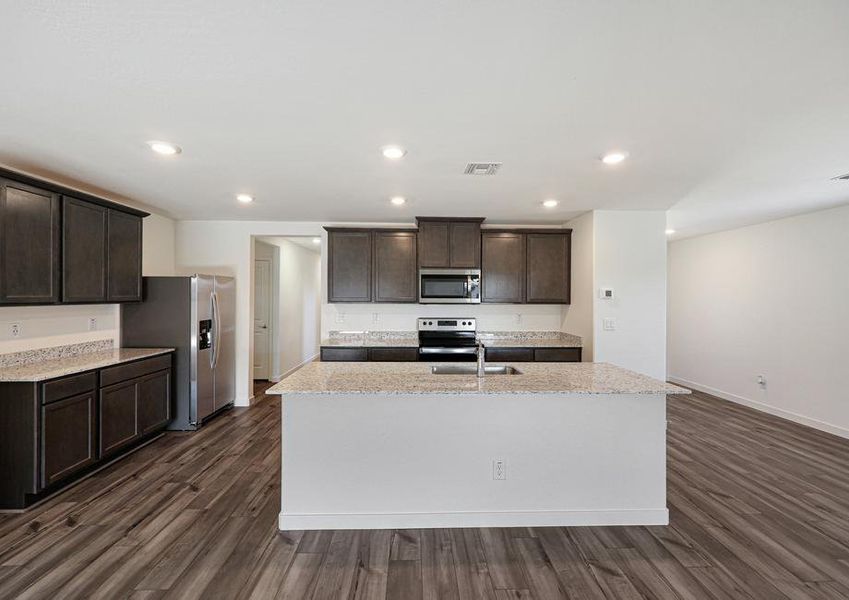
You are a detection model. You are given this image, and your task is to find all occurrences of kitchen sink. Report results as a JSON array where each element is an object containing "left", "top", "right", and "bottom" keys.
[{"left": 430, "top": 365, "right": 522, "bottom": 375}]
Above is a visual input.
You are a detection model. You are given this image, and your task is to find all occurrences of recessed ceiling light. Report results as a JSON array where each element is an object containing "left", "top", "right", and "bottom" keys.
[
  {"left": 390, "top": 196, "right": 406, "bottom": 206},
  {"left": 542, "top": 199, "right": 559, "bottom": 208},
  {"left": 601, "top": 151, "right": 628, "bottom": 165},
  {"left": 236, "top": 193, "right": 254, "bottom": 204},
  {"left": 665, "top": 229, "right": 676, "bottom": 235},
  {"left": 147, "top": 141, "right": 181, "bottom": 156},
  {"left": 382, "top": 146, "right": 406, "bottom": 160},
  {"left": 312, "top": 237, "right": 321, "bottom": 244}
]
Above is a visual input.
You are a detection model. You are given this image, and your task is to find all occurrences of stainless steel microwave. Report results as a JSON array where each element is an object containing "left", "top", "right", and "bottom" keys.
[{"left": 419, "top": 269, "right": 481, "bottom": 304}]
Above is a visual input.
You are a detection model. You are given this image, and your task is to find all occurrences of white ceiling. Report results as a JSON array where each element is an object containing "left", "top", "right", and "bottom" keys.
[{"left": 1, "top": 1, "right": 848, "bottom": 237}]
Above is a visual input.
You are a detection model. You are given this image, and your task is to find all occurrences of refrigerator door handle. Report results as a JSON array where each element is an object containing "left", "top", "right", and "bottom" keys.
[{"left": 211, "top": 291, "right": 221, "bottom": 369}]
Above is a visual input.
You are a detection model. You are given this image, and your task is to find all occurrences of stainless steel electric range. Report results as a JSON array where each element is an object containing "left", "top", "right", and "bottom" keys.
[{"left": 417, "top": 317, "right": 477, "bottom": 362}]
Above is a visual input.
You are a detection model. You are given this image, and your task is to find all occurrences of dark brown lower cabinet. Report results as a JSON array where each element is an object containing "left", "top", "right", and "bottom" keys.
[
  {"left": 100, "top": 380, "right": 138, "bottom": 457},
  {"left": 100, "top": 367, "right": 172, "bottom": 456},
  {"left": 367, "top": 347, "right": 418, "bottom": 361},
  {"left": 534, "top": 348, "right": 582, "bottom": 362},
  {"left": 0, "top": 353, "right": 173, "bottom": 509},
  {"left": 485, "top": 347, "right": 582, "bottom": 362},
  {"left": 485, "top": 348, "right": 535, "bottom": 362},
  {"left": 320, "top": 347, "right": 369, "bottom": 362},
  {"left": 137, "top": 370, "right": 171, "bottom": 435},
  {"left": 41, "top": 391, "right": 96, "bottom": 488},
  {"left": 320, "top": 347, "right": 418, "bottom": 362}
]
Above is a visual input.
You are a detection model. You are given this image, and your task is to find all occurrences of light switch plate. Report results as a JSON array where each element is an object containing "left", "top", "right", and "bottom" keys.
[{"left": 603, "top": 318, "right": 616, "bottom": 331}]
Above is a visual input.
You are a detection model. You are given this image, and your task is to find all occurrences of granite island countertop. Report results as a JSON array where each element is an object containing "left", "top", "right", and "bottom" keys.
[
  {"left": 0, "top": 348, "right": 175, "bottom": 382},
  {"left": 267, "top": 361, "right": 687, "bottom": 396}
]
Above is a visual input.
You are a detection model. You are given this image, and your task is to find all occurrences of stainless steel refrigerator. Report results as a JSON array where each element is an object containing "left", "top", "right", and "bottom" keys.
[{"left": 121, "top": 275, "right": 236, "bottom": 430}]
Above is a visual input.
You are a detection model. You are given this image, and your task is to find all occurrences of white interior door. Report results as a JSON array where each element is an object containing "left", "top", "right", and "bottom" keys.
[{"left": 253, "top": 258, "right": 272, "bottom": 380}]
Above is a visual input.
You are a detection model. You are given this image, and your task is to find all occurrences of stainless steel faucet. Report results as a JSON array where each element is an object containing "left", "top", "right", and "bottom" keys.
[{"left": 476, "top": 339, "right": 486, "bottom": 377}]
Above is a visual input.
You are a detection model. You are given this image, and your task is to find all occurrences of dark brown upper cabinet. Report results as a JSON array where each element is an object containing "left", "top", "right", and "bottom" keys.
[
  {"left": 482, "top": 229, "right": 572, "bottom": 305},
  {"left": 63, "top": 197, "right": 108, "bottom": 302},
  {"left": 526, "top": 232, "right": 571, "bottom": 303},
  {"left": 481, "top": 232, "right": 526, "bottom": 303},
  {"left": 106, "top": 209, "right": 143, "bottom": 302},
  {"left": 0, "top": 168, "right": 147, "bottom": 306},
  {"left": 416, "top": 217, "right": 483, "bottom": 268},
  {"left": 326, "top": 229, "right": 373, "bottom": 302},
  {"left": 0, "top": 178, "right": 61, "bottom": 304},
  {"left": 62, "top": 198, "right": 143, "bottom": 303},
  {"left": 373, "top": 230, "right": 418, "bottom": 303}
]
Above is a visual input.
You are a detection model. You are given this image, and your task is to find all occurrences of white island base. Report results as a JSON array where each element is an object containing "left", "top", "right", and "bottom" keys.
[{"left": 278, "top": 391, "right": 667, "bottom": 530}]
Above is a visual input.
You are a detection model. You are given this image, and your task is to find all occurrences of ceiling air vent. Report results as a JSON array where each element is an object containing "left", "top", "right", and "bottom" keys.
[
  {"left": 833, "top": 173, "right": 849, "bottom": 181},
  {"left": 464, "top": 162, "right": 502, "bottom": 176}
]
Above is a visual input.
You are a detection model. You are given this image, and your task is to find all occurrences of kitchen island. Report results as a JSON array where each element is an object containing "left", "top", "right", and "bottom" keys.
[{"left": 267, "top": 361, "right": 687, "bottom": 530}]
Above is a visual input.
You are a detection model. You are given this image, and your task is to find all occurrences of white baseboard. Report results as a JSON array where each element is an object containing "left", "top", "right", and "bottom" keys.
[
  {"left": 270, "top": 353, "right": 319, "bottom": 383},
  {"left": 669, "top": 376, "right": 849, "bottom": 440},
  {"left": 279, "top": 508, "right": 669, "bottom": 531}
]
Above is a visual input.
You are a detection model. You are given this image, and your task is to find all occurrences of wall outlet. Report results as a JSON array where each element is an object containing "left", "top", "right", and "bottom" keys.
[
  {"left": 757, "top": 375, "right": 767, "bottom": 388},
  {"left": 335, "top": 312, "right": 345, "bottom": 324},
  {"left": 372, "top": 312, "right": 380, "bottom": 323},
  {"left": 492, "top": 459, "right": 507, "bottom": 481},
  {"left": 515, "top": 313, "right": 522, "bottom": 325},
  {"left": 88, "top": 317, "right": 97, "bottom": 331},
  {"left": 603, "top": 318, "right": 616, "bottom": 331},
  {"left": 10, "top": 323, "right": 21, "bottom": 338}
]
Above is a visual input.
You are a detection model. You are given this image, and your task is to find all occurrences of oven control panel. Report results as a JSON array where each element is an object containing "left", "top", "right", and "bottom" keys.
[{"left": 417, "top": 318, "right": 476, "bottom": 332}]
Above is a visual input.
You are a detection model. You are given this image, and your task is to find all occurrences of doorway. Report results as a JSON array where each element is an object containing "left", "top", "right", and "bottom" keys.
[
  {"left": 253, "top": 242, "right": 275, "bottom": 381},
  {"left": 252, "top": 236, "right": 322, "bottom": 383}
]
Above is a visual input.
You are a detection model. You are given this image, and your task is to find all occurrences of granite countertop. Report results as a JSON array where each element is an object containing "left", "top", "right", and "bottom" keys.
[
  {"left": 0, "top": 348, "right": 175, "bottom": 382},
  {"left": 321, "top": 336, "right": 419, "bottom": 348},
  {"left": 478, "top": 332, "right": 582, "bottom": 348},
  {"left": 321, "top": 330, "right": 582, "bottom": 348},
  {"left": 266, "top": 362, "right": 687, "bottom": 396}
]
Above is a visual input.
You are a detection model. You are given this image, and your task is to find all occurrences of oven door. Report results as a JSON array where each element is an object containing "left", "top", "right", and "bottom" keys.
[{"left": 419, "top": 269, "right": 481, "bottom": 304}]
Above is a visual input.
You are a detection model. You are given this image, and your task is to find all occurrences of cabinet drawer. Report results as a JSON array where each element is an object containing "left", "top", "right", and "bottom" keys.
[
  {"left": 534, "top": 348, "right": 582, "bottom": 362},
  {"left": 368, "top": 347, "right": 418, "bottom": 362},
  {"left": 42, "top": 372, "right": 97, "bottom": 404},
  {"left": 320, "top": 347, "right": 368, "bottom": 362},
  {"left": 485, "top": 347, "right": 534, "bottom": 362},
  {"left": 100, "top": 354, "right": 171, "bottom": 387}
]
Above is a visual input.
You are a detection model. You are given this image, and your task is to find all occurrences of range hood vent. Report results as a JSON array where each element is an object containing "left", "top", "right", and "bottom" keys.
[{"left": 464, "top": 162, "right": 502, "bottom": 176}]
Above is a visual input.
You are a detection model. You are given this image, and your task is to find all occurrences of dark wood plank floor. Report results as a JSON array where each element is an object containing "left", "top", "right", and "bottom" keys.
[{"left": 2, "top": 382, "right": 849, "bottom": 599}]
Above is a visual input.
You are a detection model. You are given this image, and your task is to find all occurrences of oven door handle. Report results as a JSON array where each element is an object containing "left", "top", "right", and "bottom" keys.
[{"left": 419, "top": 347, "right": 477, "bottom": 354}]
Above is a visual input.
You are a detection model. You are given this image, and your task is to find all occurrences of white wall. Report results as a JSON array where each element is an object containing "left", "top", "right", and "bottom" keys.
[
  {"left": 561, "top": 211, "right": 594, "bottom": 361},
  {"left": 668, "top": 204, "right": 849, "bottom": 438},
  {"left": 261, "top": 238, "right": 321, "bottom": 380},
  {"left": 593, "top": 211, "right": 667, "bottom": 380},
  {"left": 142, "top": 212, "right": 177, "bottom": 276}
]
